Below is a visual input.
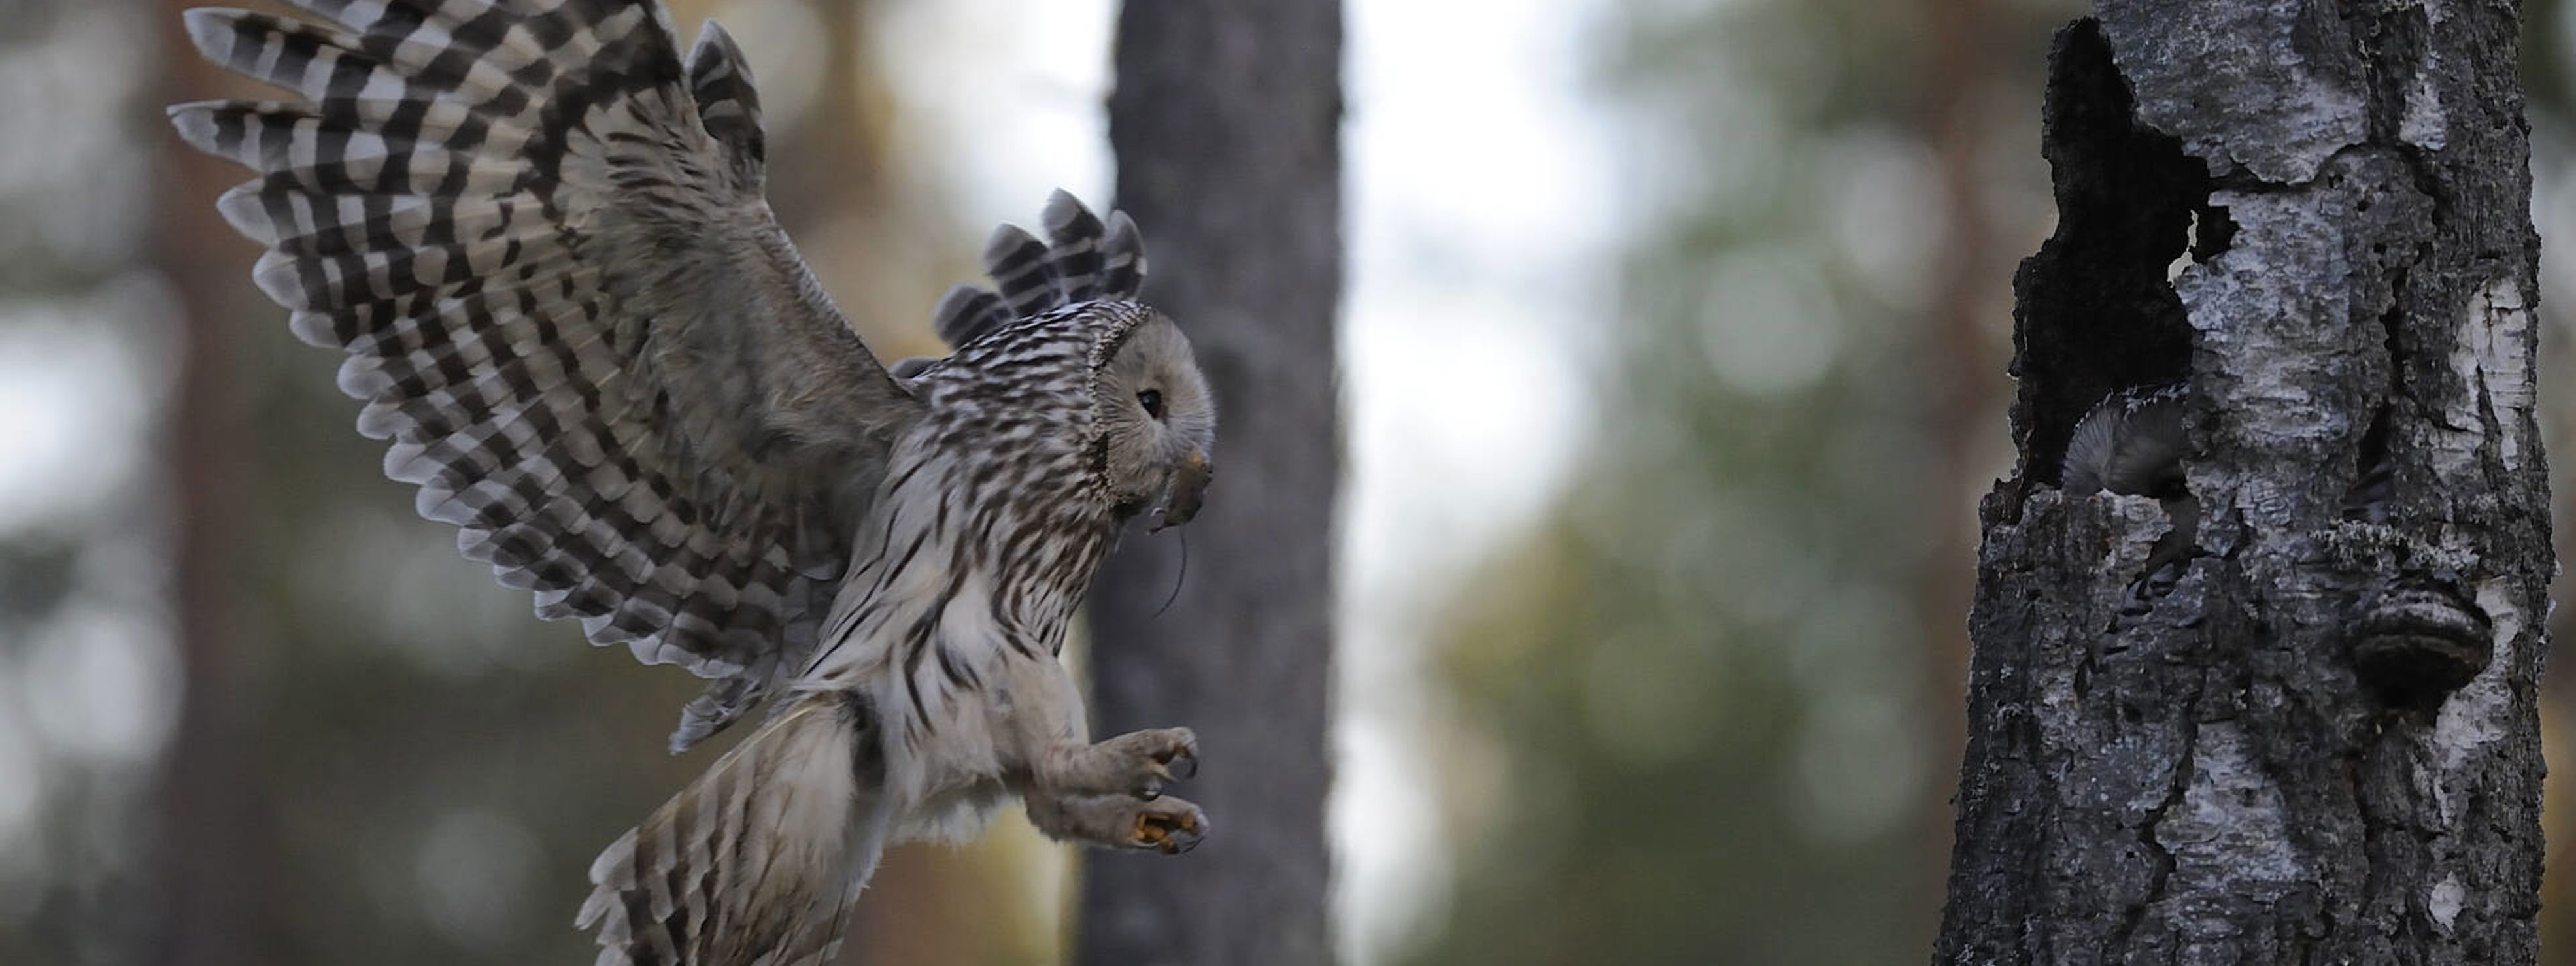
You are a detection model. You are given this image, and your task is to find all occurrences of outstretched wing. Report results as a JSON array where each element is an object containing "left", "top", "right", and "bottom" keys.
[
  {"left": 169, "top": 2, "right": 921, "bottom": 750},
  {"left": 891, "top": 189, "right": 1149, "bottom": 378}
]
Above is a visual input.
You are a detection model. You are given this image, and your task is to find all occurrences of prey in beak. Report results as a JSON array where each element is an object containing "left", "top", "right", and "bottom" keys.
[{"left": 1150, "top": 452, "right": 1212, "bottom": 533}]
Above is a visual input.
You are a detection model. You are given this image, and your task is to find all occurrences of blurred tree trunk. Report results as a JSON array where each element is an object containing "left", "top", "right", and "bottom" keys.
[
  {"left": 1939, "top": 4, "right": 2547, "bottom": 963},
  {"left": 1080, "top": 2, "right": 1341, "bottom": 965},
  {"left": 154, "top": 1, "right": 273, "bottom": 962},
  {"left": 1912, "top": 0, "right": 2005, "bottom": 944}
]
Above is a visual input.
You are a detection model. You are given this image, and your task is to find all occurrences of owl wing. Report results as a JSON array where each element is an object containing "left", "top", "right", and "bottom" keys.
[{"left": 169, "top": 3, "right": 921, "bottom": 750}]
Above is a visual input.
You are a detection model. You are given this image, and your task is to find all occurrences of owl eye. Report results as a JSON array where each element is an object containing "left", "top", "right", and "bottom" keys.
[{"left": 1138, "top": 388, "right": 1166, "bottom": 420}]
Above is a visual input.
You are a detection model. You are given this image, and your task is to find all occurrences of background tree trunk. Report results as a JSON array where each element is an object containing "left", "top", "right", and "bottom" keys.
[
  {"left": 156, "top": 1, "right": 275, "bottom": 959},
  {"left": 1912, "top": 0, "right": 2009, "bottom": 928},
  {"left": 1079, "top": 2, "right": 1342, "bottom": 965},
  {"left": 1938, "top": 3, "right": 2547, "bottom": 963}
]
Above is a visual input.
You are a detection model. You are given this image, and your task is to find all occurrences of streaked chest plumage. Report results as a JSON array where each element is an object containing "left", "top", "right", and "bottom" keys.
[{"left": 800, "top": 312, "right": 1125, "bottom": 795}]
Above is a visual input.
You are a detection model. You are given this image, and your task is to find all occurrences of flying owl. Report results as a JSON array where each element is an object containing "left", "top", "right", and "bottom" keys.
[{"left": 167, "top": 2, "right": 1217, "bottom": 963}]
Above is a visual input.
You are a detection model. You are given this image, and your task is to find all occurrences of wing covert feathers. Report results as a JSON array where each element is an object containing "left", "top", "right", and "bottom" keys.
[{"left": 170, "top": 1, "right": 923, "bottom": 748}]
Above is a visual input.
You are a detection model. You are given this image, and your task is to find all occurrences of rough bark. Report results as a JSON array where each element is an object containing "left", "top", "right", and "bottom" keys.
[
  {"left": 1938, "top": 3, "right": 2547, "bottom": 964},
  {"left": 1078, "top": 2, "right": 1342, "bottom": 965}
]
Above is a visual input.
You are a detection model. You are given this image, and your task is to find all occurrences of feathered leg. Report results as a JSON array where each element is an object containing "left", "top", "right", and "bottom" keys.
[
  {"left": 999, "top": 655, "right": 1210, "bottom": 854},
  {"left": 580, "top": 694, "right": 891, "bottom": 966}
]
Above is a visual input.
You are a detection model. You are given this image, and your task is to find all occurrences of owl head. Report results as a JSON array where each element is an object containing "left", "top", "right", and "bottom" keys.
[
  {"left": 909, "top": 192, "right": 1215, "bottom": 530},
  {"left": 1093, "top": 312, "right": 1215, "bottom": 530}
]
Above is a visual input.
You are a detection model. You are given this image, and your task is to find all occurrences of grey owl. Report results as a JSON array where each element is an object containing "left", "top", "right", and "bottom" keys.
[{"left": 167, "top": 2, "right": 1217, "bottom": 963}]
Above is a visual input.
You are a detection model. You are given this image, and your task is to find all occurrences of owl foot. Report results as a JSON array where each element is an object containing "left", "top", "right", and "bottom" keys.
[
  {"left": 1024, "top": 791, "right": 1209, "bottom": 854},
  {"left": 1129, "top": 797, "right": 1208, "bottom": 854},
  {"left": 1043, "top": 727, "right": 1198, "bottom": 800}
]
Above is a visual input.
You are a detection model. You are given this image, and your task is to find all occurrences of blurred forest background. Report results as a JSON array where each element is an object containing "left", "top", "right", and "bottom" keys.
[{"left": 5, "top": 0, "right": 2576, "bottom": 964}]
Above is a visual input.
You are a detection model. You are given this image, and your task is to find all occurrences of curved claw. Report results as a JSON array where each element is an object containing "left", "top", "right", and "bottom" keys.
[
  {"left": 1161, "top": 744, "right": 1199, "bottom": 780},
  {"left": 1053, "top": 726, "right": 1200, "bottom": 802},
  {"left": 1126, "top": 727, "right": 1198, "bottom": 799}
]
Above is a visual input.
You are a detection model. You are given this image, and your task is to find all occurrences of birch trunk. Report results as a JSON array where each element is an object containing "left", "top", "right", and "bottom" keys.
[{"left": 1938, "top": 3, "right": 2549, "bottom": 963}]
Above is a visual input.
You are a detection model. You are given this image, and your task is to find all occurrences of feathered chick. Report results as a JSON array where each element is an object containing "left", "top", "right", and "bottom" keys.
[{"left": 2063, "top": 383, "right": 2195, "bottom": 615}]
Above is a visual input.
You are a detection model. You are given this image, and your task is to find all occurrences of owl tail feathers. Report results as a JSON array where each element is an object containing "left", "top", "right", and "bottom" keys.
[{"left": 580, "top": 695, "right": 894, "bottom": 966}]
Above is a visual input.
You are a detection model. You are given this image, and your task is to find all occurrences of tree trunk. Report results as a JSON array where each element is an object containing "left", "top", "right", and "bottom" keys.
[
  {"left": 155, "top": 1, "right": 275, "bottom": 960},
  {"left": 1938, "top": 3, "right": 2547, "bottom": 963},
  {"left": 1078, "top": 2, "right": 1342, "bottom": 965},
  {"left": 1913, "top": 0, "right": 2009, "bottom": 938}
]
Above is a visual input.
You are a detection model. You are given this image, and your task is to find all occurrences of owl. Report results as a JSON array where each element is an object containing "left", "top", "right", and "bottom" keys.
[
  {"left": 2063, "top": 383, "right": 2194, "bottom": 619},
  {"left": 2061, "top": 382, "right": 2188, "bottom": 499},
  {"left": 167, "top": 2, "right": 1217, "bottom": 963}
]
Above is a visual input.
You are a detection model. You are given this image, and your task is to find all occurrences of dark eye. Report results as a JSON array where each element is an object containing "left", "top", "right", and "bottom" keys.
[{"left": 1138, "top": 388, "right": 1165, "bottom": 420}]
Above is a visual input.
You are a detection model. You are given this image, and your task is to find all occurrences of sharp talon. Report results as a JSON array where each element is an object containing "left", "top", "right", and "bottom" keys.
[{"left": 1168, "top": 810, "right": 1206, "bottom": 853}]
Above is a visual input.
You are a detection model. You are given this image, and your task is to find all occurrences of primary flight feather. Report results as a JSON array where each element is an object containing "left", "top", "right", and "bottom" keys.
[{"left": 169, "top": 3, "right": 1218, "bottom": 963}]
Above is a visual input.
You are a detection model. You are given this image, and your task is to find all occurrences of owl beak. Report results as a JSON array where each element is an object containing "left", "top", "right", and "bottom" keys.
[{"left": 1151, "top": 451, "right": 1213, "bottom": 533}]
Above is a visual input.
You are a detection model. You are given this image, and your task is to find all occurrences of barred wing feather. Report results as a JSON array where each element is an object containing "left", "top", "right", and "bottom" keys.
[
  {"left": 169, "top": 0, "right": 921, "bottom": 750},
  {"left": 896, "top": 188, "right": 1149, "bottom": 378}
]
